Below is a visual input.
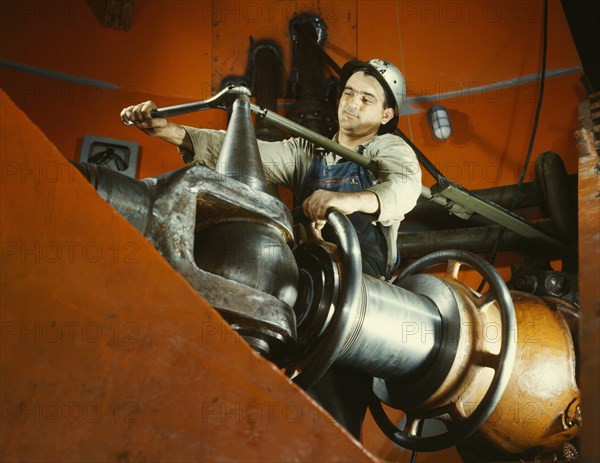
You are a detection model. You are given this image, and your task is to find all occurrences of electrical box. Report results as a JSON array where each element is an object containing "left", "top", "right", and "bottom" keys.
[{"left": 79, "top": 135, "right": 139, "bottom": 178}]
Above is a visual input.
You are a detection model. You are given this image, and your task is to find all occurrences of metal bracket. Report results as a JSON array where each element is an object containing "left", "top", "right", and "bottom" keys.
[{"left": 431, "top": 177, "right": 565, "bottom": 249}]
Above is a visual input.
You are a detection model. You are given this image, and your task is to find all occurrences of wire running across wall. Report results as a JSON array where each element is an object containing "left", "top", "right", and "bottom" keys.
[
  {"left": 395, "top": 0, "right": 414, "bottom": 140},
  {"left": 479, "top": 0, "right": 549, "bottom": 292}
]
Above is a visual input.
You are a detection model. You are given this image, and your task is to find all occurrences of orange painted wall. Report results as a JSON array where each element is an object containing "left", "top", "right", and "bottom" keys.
[
  {"left": 0, "top": 0, "right": 582, "bottom": 283},
  {"left": 1, "top": 89, "right": 377, "bottom": 463},
  {"left": 1, "top": 0, "right": 583, "bottom": 184},
  {"left": 0, "top": 1, "right": 584, "bottom": 461}
]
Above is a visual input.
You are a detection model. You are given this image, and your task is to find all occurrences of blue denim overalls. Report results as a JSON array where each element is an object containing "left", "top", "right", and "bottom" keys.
[{"left": 297, "top": 149, "right": 391, "bottom": 278}]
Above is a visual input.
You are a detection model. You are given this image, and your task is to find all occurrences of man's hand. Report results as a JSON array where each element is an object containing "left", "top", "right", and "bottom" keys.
[
  {"left": 301, "top": 189, "right": 380, "bottom": 232},
  {"left": 120, "top": 101, "right": 190, "bottom": 150},
  {"left": 120, "top": 101, "right": 167, "bottom": 133}
]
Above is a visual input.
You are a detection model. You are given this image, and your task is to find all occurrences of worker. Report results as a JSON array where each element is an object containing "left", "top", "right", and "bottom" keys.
[
  {"left": 121, "top": 58, "right": 422, "bottom": 437},
  {"left": 121, "top": 58, "right": 421, "bottom": 279}
]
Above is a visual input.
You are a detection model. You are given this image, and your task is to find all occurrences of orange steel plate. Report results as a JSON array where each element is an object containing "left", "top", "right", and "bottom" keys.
[{"left": 0, "top": 90, "right": 375, "bottom": 462}]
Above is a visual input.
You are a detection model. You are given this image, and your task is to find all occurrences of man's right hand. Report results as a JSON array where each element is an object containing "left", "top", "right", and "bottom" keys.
[
  {"left": 120, "top": 101, "right": 167, "bottom": 135},
  {"left": 120, "top": 101, "right": 190, "bottom": 150}
]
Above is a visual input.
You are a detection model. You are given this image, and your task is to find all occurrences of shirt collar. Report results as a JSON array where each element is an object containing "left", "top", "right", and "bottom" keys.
[{"left": 332, "top": 132, "right": 378, "bottom": 154}]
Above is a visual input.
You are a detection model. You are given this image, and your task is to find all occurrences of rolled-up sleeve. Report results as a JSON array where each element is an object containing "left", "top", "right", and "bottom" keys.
[
  {"left": 366, "top": 135, "right": 422, "bottom": 224},
  {"left": 181, "top": 126, "right": 225, "bottom": 168},
  {"left": 256, "top": 137, "right": 313, "bottom": 190}
]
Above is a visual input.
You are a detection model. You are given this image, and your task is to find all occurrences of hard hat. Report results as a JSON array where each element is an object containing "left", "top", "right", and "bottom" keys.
[{"left": 339, "top": 58, "right": 406, "bottom": 133}]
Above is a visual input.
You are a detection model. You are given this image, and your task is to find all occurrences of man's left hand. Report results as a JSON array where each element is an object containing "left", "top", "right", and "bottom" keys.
[{"left": 301, "top": 190, "right": 380, "bottom": 231}]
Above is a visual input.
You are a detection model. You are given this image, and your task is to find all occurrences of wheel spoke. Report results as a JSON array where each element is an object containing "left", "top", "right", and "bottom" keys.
[
  {"left": 461, "top": 285, "right": 497, "bottom": 311},
  {"left": 474, "top": 350, "right": 500, "bottom": 369},
  {"left": 449, "top": 401, "right": 470, "bottom": 420},
  {"left": 479, "top": 288, "right": 493, "bottom": 302},
  {"left": 404, "top": 416, "right": 423, "bottom": 437},
  {"left": 476, "top": 291, "right": 497, "bottom": 312},
  {"left": 284, "top": 367, "right": 300, "bottom": 378},
  {"left": 435, "top": 402, "right": 456, "bottom": 419},
  {"left": 445, "top": 259, "right": 462, "bottom": 280}
]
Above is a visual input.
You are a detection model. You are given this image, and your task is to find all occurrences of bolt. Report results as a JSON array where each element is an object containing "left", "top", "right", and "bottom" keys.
[{"left": 545, "top": 274, "right": 562, "bottom": 292}]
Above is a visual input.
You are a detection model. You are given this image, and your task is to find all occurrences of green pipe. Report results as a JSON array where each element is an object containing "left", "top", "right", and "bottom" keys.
[{"left": 250, "top": 103, "right": 377, "bottom": 172}]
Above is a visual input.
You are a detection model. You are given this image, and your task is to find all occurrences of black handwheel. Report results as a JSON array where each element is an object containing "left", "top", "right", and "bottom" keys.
[
  {"left": 369, "top": 250, "right": 517, "bottom": 452},
  {"left": 286, "top": 207, "right": 362, "bottom": 391}
]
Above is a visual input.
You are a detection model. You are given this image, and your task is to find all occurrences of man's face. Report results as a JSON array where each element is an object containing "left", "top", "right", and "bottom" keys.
[{"left": 338, "top": 71, "right": 394, "bottom": 138}]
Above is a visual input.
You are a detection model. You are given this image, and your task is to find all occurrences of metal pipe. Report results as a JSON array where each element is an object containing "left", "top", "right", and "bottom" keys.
[
  {"left": 407, "top": 181, "right": 542, "bottom": 221},
  {"left": 295, "top": 22, "right": 323, "bottom": 100},
  {"left": 71, "top": 161, "right": 154, "bottom": 234},
  {"left": 254, "top": 46, "right": 279, "bottom": 110},
  {"left": 335, "top": 274, "right": 442, "bottom": 380},
  {"left": 251, "top": 103, "right": 377, "bottom": 171},
  {"left": 287, "top": 18, "right": 337, "bottom": 138},
  {"left": 398, "top": 221, "right": 563, "bottom": 259},
  {"left": 254, "top": 45, "right": 284, "bottom": 142},
  {"left": 535, "top": 151, "right": 578, "bottom": 241}
]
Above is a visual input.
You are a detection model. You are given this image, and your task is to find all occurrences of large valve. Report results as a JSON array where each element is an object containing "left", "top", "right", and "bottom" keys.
[
  {"left": 369, "top": 250, "right": 517, "bottom": 452},
  {"left": 289, "top": 235, "right": 518, "bottom": 451}
]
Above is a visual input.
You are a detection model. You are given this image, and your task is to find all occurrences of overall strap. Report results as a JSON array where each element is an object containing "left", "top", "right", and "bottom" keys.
[{"left": 297, "top": 152, "right": 391, "bottom": 278}]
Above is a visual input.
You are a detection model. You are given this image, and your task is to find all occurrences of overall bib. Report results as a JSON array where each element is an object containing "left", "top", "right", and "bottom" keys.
[{"left": 297, "top": 154, "right": 390, "bottom": 278}]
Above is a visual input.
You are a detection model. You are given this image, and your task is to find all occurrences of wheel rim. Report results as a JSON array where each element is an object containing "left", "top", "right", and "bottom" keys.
[{"left": 287, "top": 208, "right": 363, "bottom": 391}]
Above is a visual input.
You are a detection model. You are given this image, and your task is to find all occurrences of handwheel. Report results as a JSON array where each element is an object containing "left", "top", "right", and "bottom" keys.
[
  {"left": 369, "top": 249, "right": 517, "bottom": 452},
  {"left": 285, "top": 207, "right": 362, "bottom": 391}
]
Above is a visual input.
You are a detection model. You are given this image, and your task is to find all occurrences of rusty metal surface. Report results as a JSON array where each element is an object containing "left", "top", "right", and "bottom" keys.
[
  {"left": 576, "top": 93, "right": 600, "bottom": 461},
  {"left": 0, "top": 90, "right": 377, "bottom": 462},
  {"left": 75, "top": 161, "right": 299, "bottom": 359}
]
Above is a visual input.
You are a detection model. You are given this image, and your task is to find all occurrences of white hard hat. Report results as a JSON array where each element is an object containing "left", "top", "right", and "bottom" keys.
[{"left": 340, "top": 58, "right": 406, "bottom": 133}]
